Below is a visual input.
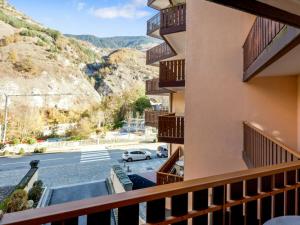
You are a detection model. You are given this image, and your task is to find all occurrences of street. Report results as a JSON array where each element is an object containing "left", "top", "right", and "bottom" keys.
[{"left": 0, "top": 143, "right": 166, "bottom": 188}]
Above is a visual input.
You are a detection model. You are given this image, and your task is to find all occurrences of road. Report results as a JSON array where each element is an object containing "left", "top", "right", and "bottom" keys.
[{"left": 0, "top": 143, "right": 166, "bottom": 188}]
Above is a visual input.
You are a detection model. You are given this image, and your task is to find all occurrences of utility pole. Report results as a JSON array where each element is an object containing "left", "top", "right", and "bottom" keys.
[{"left": 2, "top": 95, "right": 8, "bottom": 143}]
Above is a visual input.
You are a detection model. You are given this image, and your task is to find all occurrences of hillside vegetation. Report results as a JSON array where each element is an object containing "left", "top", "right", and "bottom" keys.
[{"left": 65, "top": 34, "right": 161, "bottom": 51}]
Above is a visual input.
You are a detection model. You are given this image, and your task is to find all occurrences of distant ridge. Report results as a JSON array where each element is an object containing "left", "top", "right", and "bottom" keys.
[{"left": 65, "top": 34, "right": 161, "bottom": 50}]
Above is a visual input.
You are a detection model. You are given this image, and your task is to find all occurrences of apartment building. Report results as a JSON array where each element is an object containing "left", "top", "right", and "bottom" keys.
[{"left": 2, "top": 1, "right": 300, "bottom": 225}]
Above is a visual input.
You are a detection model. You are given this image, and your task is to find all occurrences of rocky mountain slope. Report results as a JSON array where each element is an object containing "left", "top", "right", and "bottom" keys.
[
  {"left": 65, "top": 35, "right": 161, "bottom": 51},
  {"left": 0, "top": 0, "right": 102, "bottom": 111}
]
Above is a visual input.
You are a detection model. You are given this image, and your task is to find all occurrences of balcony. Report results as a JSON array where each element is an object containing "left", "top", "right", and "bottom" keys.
[
  {"left": 158, "top": 114, "right": 184, "bottom": 144},
  {"left": 147, "top": 13, "right": 160, "bottom": 39},
  {"left": 160, "top": 4, "right": 186, "bottom": 36},
  {"left": 146, "top": 42, "right": 175, "bottom": 65},
  {"left": 2, "top": 160, "right": 300, "bottom": 225},
  {"left": 145, "top": 78, "right": 171, "bottom": 95},
  {"left": 144, "top": 109, "right": 169, "bottom": 128},
  {"left": 160, "top": 59, "right": 185, "bottom": 88},
  {"left": 243, "top": 121, "right": 300, "bottom": 168},
  {"left": 243, "top": 17, "right": 300, "bottom": 81},
  {"left": 157, "top": 147, "right": 184, "bottom": 185}
]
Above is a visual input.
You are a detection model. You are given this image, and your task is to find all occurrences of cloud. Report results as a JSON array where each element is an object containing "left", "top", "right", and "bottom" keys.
[
  {"left": 77, "top": 2, "right": 86, "bottom": 11},
  {"left": 90, "top": 0, "right": 149, "bottom": 19}
]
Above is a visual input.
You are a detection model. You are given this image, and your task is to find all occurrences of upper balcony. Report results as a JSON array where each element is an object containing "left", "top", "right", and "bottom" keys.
[
  {"left": 144, "top": 109, "right": 169, "bottom": 128},
  {"left": 243, "top": 16, "right": 300, "bottom": 81},
  {"left": 146, "top": 4, "right": 186, "bottom": 65},
  {"left": 158, "top": 114, "right": 184, "bottom": 144},
  {"left": 146, "top": 42, "right": 176, "bottom": 65},
  {"left": 145, "top": 78, "right": 172, "bottom": 95},
  {"left": 160, "top": 59, "right": 185, "bottom": 89}
]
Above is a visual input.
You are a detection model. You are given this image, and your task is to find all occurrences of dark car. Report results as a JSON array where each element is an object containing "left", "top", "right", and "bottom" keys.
[{"left": 157, "top": 146, "right": 168, "bottom": 158}]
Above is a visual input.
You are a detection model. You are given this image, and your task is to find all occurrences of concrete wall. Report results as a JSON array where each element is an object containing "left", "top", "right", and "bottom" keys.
[{"left": 185, "top": 0, "right": 298, "bottom": 180}]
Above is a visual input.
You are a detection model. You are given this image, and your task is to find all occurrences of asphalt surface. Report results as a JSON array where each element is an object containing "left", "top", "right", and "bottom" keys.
[{"left": 0, "top": 144, "right": 166, "bottom": 188}]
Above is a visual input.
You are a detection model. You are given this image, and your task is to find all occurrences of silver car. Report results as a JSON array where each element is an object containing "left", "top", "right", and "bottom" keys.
[{"left": 122, "top": 150, "right": 152, "bottom": 162}]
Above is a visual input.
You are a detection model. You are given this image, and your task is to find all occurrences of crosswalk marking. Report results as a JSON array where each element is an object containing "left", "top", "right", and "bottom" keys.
[{"left": 80, "top": 150, "right": 111, "bottom": 163}]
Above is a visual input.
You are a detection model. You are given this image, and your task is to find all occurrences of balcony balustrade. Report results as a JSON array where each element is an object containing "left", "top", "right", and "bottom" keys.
[
  {"left": 2, "top": 160, "right": 300, "bottom": 225},
  {"left": 145, "top": 78, "right": 171, "bottom": 95},
  {"left": 243, "top": 121, "right": 300, "bottom": 168},
  {"left": 160, "top": 59, "right": 185, "bottom": 87},
  {"left": 144, "top": 109, "right": 169, "bottom": 128},
  {"left": 158, "top": 114, "right": 184, "bottom": 144},
  {"left": 146, "top": 42, "right": 175, "bottom": 65},
  {"left": 243, "top": 17, "right": 300, "bottom": 81},
  {"left": 157, "top": 147, "right": 183, "bottom": 185}
]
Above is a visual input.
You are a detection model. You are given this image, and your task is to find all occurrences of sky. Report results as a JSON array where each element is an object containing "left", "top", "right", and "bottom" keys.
[{"left": 8, "top": 0, "right": 156, "bottom": 37}]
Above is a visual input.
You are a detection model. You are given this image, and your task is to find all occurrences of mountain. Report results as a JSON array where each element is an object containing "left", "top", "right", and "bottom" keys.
[
  {"left": 65, "top": 35, "right": 162, "bottom": 50},
  {"left": 0, "top": 1, "right": 103, "bottom": 111}
]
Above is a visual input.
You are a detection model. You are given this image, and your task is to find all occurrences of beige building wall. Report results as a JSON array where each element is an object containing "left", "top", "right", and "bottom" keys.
[
  {"left": 171, "top": 91, "right": 185, "bottom": 115},
  {"left": 185, "top": 0, "right": 298, "bottom": 180}
]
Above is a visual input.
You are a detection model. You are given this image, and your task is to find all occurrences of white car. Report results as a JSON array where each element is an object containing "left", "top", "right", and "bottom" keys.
[{"left": 122, "top": 150, "right": 152, "bottom": 162}]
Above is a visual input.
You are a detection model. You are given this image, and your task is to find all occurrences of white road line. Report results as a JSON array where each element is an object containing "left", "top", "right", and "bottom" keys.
[
  {"left": 80, "top": 158, "right": 110, "bottom": 163},
  {"left": 41, "top": 158, "right": 65, "bottom": 162},
  {"left": 80, "top": 150, "right": 111, "bottom": 163}
]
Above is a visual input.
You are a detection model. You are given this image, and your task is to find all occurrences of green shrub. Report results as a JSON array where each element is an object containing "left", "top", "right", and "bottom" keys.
[
  {"left": 26, "top": 137, "right": 37, "bottom": 145},
  {"left": 11, "top": 138, "right": 20, "bottom": 145},
  {"left": 18, "top": 148, "right": 25, "bottom": 155},
  {"left": 28, "top": 181, "right": 43, "bottom": 205},
  {"left": 3, "top": 150, "right": 9, "bottom": 156},
  {"left": 67, "top": 136, "right": 82, "bottom": 141},
  {"left": 35, "top": 40, "right": 44, "bottom": 46},
  {"left": 0, "top": 197, "right": 9, "bottom": 213},
  {"left": 0, "top": 143, "right": 5, "bottom": 150},
  {"left": 34, "top": 147, "right": 46, "bottom": 154},
  {"left": 43, "top": 28, "right": 60, "bottom": 41},
  {"left": 33, "top": 180, "right": 43, "bottom": 188},
  {"left": 6, "top": 189, "right": 28, "bottom": 213}
]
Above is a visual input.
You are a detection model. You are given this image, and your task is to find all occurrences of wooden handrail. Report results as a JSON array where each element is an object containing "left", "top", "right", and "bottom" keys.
[
  {"left": 157, "top": 147, "right": 183, "bottom": 185},
  {"left": 243, "top": 121, "right": 300, "bottom": 168},
  {"left": 146, "top": 42, "right": 175, "bottom": 65},
  {"left": 2, "top": 160, "right": 300, "bottom": 225},
  {"left": 158, "top": 146, "right": 182, "bottom": 172},
  {"left": 147, "top": 12, "right": 160, "bottom": 36},
  {"left": 158, "top": 115, "right": 184, "bottom": 144},
  {"left": 159, "top": 59, "right": 185, "bottom": 87},
  {"left": 243, "top": 17, "right": 286, "bottom": 71},
  {"left": 144, "top": 109, "right": 169, "bottom": 127}
]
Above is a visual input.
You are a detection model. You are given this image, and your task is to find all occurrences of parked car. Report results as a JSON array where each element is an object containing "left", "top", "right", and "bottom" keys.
[
  {"left": 157, "top": 145, "right": 168, "bottom": 158},
  {"left": 122, "top": 150, "right": 152, "bottom": 162}
]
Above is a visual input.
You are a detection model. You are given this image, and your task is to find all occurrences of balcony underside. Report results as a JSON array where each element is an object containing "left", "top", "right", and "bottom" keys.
[
  {"left": 244, "top": 26, "right": 300, "bottom": 81},
  {"left": 157, "top": 136, "right": 184, "bottom": 144},
  {"left": 206, "top": 0, "right": 300, "bottom": 28},
  {"left": 148, "top": 0, "right": 186, "bottom": 10},
  {"left": 164, "top": 32, "right": 186, "bottom": 60}
]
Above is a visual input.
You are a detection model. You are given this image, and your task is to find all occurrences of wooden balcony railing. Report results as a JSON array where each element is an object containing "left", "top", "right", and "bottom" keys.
[
  {"left": 2, "top": 160, "right": 300, "bottom": 225},
  {"left": 243, "top": 17, "right": 300, "bottom": 81},
  {"left": 244, "top": 17, "right": 286, "bottom": 72},
  {"left": 160, "top": 4, "right": 186, "bottom": 35},
  {"left": 157, "top": 147, "right": 184, "bottom": 185},
  {"left": 158, "top": 114, "right": 184, "bottom": 144},
  {"left": 147, "top": 12, "right": 160, "bottom": 37},
  {"left": 144, "top": 109, "right": 169, "bottom": 128},
  {"left": 146, "top": 42, "right": 175, "bottom": 65},
  {"left": 243, "top": 121, "right": 300, "bottom": 168},
  {"left": 145, "top": 78, "right": 170, "bottom": 95},
  {"left": 160, "top": 59, "right": 185, "bottom": 87}
]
